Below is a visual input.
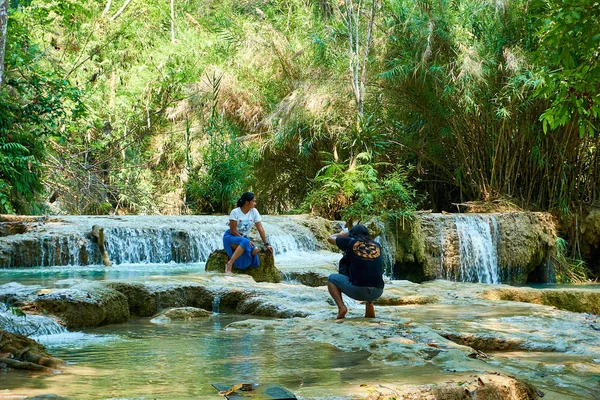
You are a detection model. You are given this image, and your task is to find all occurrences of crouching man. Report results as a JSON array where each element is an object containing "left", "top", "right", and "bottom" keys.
[{"left": 327, "top": 225, "right": 384, "bottom": 319}]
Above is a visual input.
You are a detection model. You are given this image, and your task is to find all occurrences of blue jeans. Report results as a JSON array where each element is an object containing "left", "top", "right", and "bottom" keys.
[
  {"left": 328, "top": 273, "right": 383, "bottom": 302},
  {"left": 223, "top": 230, "right": 259, "bottom": 269}
]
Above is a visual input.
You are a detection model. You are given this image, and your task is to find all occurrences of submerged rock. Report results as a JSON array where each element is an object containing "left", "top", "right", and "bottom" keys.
[{"left": 151, "top": 306, "right": 212, "bottom": 323}]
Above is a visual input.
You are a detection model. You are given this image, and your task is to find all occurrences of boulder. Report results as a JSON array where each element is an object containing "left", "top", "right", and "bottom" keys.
[
  {"left": 151, "top": 307, "right": 212, "bottom": 323},
  {"left": 106, "top": 281, "right": 216, "bottom": 316},
  {"left": 205, "top": 249, "right": 283, "bottom": 283},
  {"left": 32, "top": 282, "right": 130, "bottom": 329}
]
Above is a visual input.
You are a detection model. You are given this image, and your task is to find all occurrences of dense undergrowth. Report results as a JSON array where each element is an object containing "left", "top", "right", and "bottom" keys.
[{"left": 0, "top": 0, "right": 599, "bottom": 279}]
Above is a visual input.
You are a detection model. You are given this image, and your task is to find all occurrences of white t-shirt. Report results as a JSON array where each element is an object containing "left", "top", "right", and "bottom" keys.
[{"left": 228, "top": 207, "right": 262, "bottom": 237}]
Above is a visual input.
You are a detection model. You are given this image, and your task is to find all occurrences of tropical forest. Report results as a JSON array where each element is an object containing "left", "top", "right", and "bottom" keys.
[{"left": 0, "top": 0, "right": 599, "bottom": 399}]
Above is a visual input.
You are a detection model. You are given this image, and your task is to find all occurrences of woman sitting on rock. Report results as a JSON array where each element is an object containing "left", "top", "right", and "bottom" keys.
[
  {"left": 223, "top": 192, "right": 273, "bottom": 273},
  {"left": 327, "top": 225, "right": 384, "bottom": 319}
]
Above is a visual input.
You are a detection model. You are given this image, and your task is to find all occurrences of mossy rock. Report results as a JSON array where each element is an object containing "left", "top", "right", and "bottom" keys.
[
  {"left": 0, "top": 329, "right": 62, "bottom": 369},
  {"left": 205, "top": 249, "right": 283, "bottom": 283},
  {"left": 483, "top": 287, "right": 600, "bottom": 314},
  {"left": 159, "top": 307, "right": 212, "bottom": 320},
  {"left": 286, "top": 270, "right": 330, "bottom": 287},
  {"left": 106, "top": 281, "right": 159, "bottom": 317},
  {"left": 33, "top": 283, "right": 130, "bottom": 329}
]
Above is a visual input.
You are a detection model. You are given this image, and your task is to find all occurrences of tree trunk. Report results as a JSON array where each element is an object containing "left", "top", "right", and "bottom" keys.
[
  {"left": 170, "top": 0, "right": 175, "bottom": 44},
  {"left": 102, "top": 0, "right": 112, "bottom": 17},
  {"left": 0, "top": 0, "right": 8, "bottom": 90},
  {"left": 110, "top": 0, "right": 133, "bottom": 21}
]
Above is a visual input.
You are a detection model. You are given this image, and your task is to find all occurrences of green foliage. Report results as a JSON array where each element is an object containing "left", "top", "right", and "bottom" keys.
[
  {"left": 304, "top": 153, "right": 418, "bottom": 224},
  {"left": 0, "top": 5, "right": 84, "bottom": 213},
  {"left": 532, "top": 0, "right": 600, "bottom": 137},
  {"left": 186, "top": 75, "right": 257, "bottom": 214},
  {"left": 552, "top": 237, "right": 592, "bottom": 283}
]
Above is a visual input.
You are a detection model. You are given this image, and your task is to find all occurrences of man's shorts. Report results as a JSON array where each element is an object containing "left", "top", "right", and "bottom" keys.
[{"left": 328, "top": 273, "right": 383, "bottom": 302}]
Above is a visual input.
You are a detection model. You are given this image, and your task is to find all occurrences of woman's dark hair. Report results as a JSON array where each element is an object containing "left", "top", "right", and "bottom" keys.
[
  {"left": 349, "top": 224, "right": 371, "bottom": 241},
  {"left": 237, "top": 192, "right": 255, "bottom": 207}
]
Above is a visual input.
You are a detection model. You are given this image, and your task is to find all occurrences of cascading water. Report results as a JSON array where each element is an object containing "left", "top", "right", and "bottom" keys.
[
  {"left": 454, "top": 215, "right": 500, "bottom": 284},
  {"left": 0, "top": 216, "right": 325, "bottom": 268},
  {"left": 0, "top": 303, "right": 67, "bottom": 336}
]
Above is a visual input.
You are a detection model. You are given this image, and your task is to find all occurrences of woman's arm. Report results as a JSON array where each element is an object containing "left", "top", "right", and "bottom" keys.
[{"left": 255, "top": 221, "right": 273, "bottom": 252}]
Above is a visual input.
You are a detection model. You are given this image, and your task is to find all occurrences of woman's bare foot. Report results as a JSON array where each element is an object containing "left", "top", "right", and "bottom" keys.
[
  {"left": 365, "top": 302, "right": 375, "bottom": 318},
  {"left": 251, "top": 247, "right": 259, "bottom": 256},
  {"left": 225, "top": 261, "right": 233, "bottom": 274},
  {"left": 336, "top": 305, "right": 348, "bottom": 319}
]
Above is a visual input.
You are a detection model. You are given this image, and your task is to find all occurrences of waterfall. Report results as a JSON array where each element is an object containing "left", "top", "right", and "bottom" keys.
[
  {"left": 0, "top": 216, "right": 323, "bottom": 268},
  {"left": 103, "top": 227, "right": 224, "bottom": 264},
  {"left": 454, "top": 215, "right": 500, "bottom": 284}
]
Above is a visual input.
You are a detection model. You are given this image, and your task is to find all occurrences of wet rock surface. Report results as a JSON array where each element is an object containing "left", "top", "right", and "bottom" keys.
[
  {"left": 151, "top": 306, "right": 212, "bottom": 322},
  {"left": 364, "top": 373, "right": 542, "bottom": 400},
  {"left": 482, "top": 286, "right": 600, "bottom": 314},
  {"left": 31, "top": 282, "right": 130, "bottom": 329}
]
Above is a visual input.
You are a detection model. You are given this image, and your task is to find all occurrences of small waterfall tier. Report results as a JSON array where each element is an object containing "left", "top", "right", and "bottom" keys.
[
  {"left": 0, "top": 215, "right": 324, "bottom": 268},
  {"left": 451, "top": 215, "right": 500, "bottom": 284},
  {"left": 387, "top": 212, "right": 557, "bottom": 285}
]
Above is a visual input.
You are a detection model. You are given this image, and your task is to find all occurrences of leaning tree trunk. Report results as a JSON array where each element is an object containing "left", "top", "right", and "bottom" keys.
[{"left": 0, "top": 0, "right": 8, "bottom": 90}]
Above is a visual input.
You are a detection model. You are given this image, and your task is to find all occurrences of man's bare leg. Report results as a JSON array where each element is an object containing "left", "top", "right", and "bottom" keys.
[
  {"left": 225, "top": 245, "right": 245, "bottom": 274},
  {"left": 365, "top": 302, "right": 375, "bottom": 318},
  {"left": 327, "top": 282, "right": 348, "bottom": 319}
]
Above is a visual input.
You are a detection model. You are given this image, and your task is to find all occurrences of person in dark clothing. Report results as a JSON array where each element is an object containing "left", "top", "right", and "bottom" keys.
[{"left": 327, "top": 224, "right": 384, "bottom": 319}]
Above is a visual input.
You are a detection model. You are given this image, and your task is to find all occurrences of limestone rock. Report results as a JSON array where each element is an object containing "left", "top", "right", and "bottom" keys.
[
  {"left": 0, "top": 282, "right": 42, "bottom": 306},
  {"left": 296, "top": 215, "right": 341, "bottom": 252},
  {"left": 152, "top": 307, "right": 212, "bottom": 323},
  {"left": 33, "top": 282, "right": 130, "bottom": 329},
  {"left": 376, "top": 294, "right": 438, "bottom": 306},
  {"left": 236, "top": 296, "right": 309, "bottom": 318},
  {"left": 482, "top": 287, "right": 600, "bottom": 314},
  {"left": 581, "top": 209, "right": 600, "bottom": 276},
  {"left": 105, "top": 281, "right": 159, "bottom": 317},
  {"left": 366, "top": 374, "right": 542, "bottom": 400},
  {"left": 440, "top": 330, "right": 527, "bottom": 352},
  {"left": 286, "top": 270, "right": 330, "bottom": 287},
  {"left": 388, "top": 212, "right": 557, "bottom": 284},
  {"left": 107, "top": 281, "right": 215, "bottom": 316},
  {"left": 205, "top": 249, "right": 283, "bottom": 283}
]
